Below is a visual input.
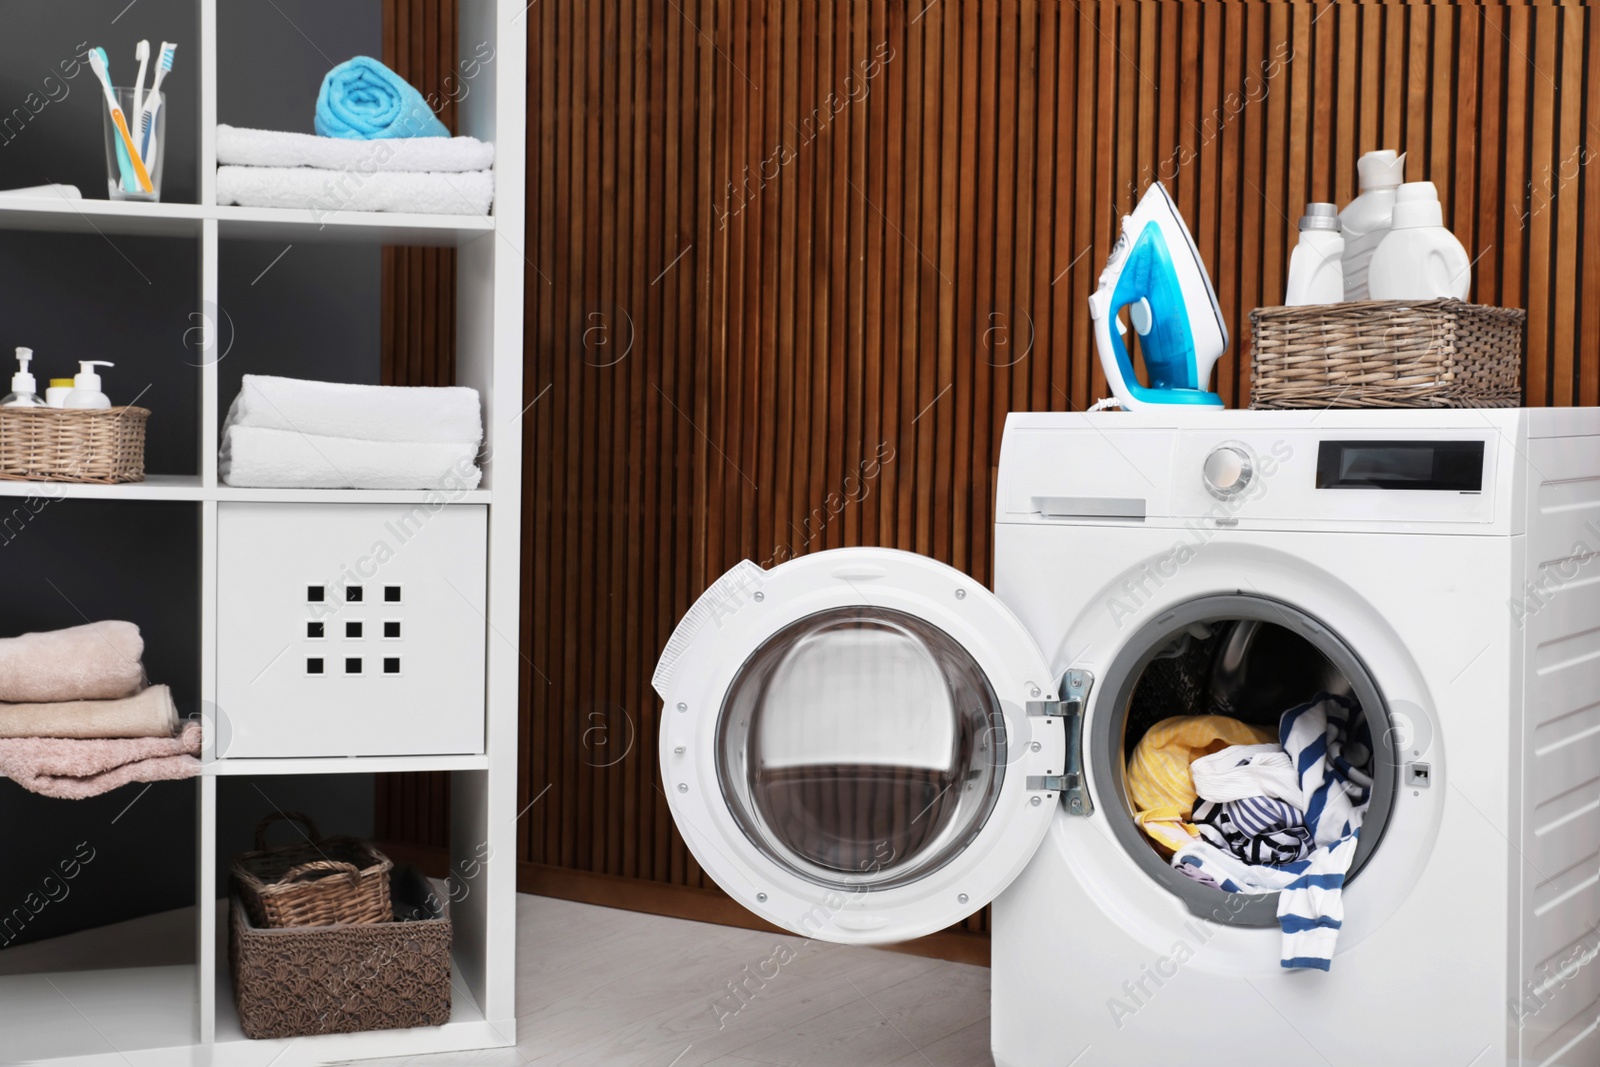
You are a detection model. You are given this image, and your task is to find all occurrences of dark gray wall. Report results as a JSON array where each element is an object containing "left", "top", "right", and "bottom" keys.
[
  {"left": 0, "top": 0, "right": 382, "bottom": 949},
  {"left": 217, "top": 0, "right": 385, "bottom": 408}
]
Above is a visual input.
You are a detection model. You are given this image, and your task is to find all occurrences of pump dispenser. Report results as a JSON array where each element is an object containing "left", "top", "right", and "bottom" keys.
[
  {"left": 2, "top": 347, "right": 45, "bottom": 408},
  {"left": 63, "top": 361, "right": 114, "bottom": 410}
]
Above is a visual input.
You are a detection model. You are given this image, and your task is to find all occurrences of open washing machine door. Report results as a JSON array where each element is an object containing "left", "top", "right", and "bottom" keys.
[{"left": 651, "top": 547, "right": 1071, "bottom": 945}]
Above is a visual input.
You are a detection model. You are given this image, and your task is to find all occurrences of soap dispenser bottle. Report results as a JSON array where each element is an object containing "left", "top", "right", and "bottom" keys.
[
  {"left": 63, "top": 361, "right": 114, "bottom": 410},
  {"left": 1, "top": 347, "right": 45, "bottom": 408}
]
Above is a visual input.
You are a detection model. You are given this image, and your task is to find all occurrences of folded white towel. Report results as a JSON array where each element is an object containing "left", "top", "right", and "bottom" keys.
[
  {"left": 226, "top": 375, "right": 482, "bottom": 446},
  {"left": 216, "top": 125, "right": 495, "bottom": 173},
  {"left": 0, "top": 184, "right": 83, "bottom": 200},
  {"left": 220, "top": 426, "right": 482, "bottom": 491},
  {"left": 216, "top": 165, "right": 493, "bottom": 217}
]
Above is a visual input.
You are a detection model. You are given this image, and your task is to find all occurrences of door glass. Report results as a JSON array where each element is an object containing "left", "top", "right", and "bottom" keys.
[{"left": 716, "top": 607, "right": 1007, "bottom": 891}]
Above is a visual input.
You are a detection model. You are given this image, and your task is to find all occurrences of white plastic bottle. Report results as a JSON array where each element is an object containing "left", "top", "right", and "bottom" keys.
[
  {"left": 1284, "top": 204, "right": 1345, "bottom": 306},
  {"left": 1, "top": 347, "right": 45, "bottom": 408},
  {"left": 63, "top": 361, "right": 114, "bottom": 410},
  {"left": 1367, "top": 182, "right": 1471, "bottom": 301},
  {"left": 1339, "top": 149, "right": 1406, "bottom": 300}
]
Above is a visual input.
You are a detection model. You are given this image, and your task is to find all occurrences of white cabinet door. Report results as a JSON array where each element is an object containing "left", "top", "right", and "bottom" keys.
[{"left": 217, "top": 502, "right": 487, "bottom": 758}]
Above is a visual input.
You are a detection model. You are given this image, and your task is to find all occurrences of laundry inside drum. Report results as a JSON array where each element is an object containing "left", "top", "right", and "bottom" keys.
[
  {"left": 1118, "top": 616, "right": 1387, "bottom": 894},
  {"left": 716, "top": 607, "right": 1008, "bottom": 892}
]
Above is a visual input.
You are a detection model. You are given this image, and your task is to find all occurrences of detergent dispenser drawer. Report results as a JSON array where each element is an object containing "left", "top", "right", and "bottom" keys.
[{"left": 215, "top": 502, "right": 488, "bottom": 759}]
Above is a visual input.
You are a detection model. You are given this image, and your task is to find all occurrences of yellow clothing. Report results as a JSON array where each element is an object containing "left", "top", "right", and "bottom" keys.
[{"left": 1126, "top": 715, "right": 1276, "bottom": 851}]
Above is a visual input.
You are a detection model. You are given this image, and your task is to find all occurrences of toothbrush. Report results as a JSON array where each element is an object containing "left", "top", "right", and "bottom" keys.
[
  {"left": 132, "top": 40, "right": 149, "bottom": 123},
  {"left": 93, "top": 48, "right": 137, "bottom": 193},
  {"left": 88, "top": 48, "right": 153, "bottom": 194},
  {"left": 138, "top": 43, "right": 176, "bottom": 168}
]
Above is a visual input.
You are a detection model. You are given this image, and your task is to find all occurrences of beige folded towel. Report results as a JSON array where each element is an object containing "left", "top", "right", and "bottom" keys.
[
  {"left": 0, "top": 622, "right": 145, "bottom": 703},
  {"left": 0, "top": 685, "right": 177, "bottom": 739},
  {"left": 0, "top": 720, "right": 202, "bottom": 799}
]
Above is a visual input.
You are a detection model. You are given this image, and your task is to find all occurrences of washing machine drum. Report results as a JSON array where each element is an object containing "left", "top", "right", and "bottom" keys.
[
  {"left": 1091, "top": 594, "right": 1400, "bottom": 926},
  {"left": 1208, "top": 619, "right": 1354, "bottom": 720}
]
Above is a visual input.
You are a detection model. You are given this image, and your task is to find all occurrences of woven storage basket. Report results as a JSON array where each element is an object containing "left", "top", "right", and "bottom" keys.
[
  {"left": 231, "top": 812, "right": 393, "bottom": 928},
  {"left": 1249, "top": 299, "right": 1524, "bottom": 409},
  {"left": 0, "top": 406, "right": 149, "bottom": 483},
  {"left": 230, "top": 865, "right": 452, "bottom": 1040}
]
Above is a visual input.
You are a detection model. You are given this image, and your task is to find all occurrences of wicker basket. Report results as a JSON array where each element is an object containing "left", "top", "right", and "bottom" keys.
[
  {"left": 230, "top": 812, "right": 393, "bottom": 928},
  {"left": 1249, "top": 299, "right": 1524, "bottom": 409},
  {"left": 230, "top": 865, "right": 452, "bottom": 1040},
  {"left": 0, "top": 406, "right": 149, "bottom": 483}
]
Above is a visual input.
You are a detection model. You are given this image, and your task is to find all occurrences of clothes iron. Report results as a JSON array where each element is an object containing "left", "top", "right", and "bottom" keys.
[{"left": 1087, "top": 182, "right": 1229, "bottom": 409}]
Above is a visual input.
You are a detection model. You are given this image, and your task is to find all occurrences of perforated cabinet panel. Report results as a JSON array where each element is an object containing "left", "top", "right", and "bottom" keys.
[{"left": 217, "top": 503, "right": 488, "bottom": 758}]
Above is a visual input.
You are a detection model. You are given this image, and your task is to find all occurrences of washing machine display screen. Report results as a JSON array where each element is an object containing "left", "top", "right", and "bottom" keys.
[
  {"left": 1316, "top": 439, "right": 1484, "bottom": 491},
  {"left": 715, "top": 608, "right": 1008, "bottom": 891}
]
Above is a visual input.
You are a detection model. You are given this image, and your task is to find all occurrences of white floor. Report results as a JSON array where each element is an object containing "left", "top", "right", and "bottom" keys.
[
  {"left": 369, "top": 894, "right": 994, "bottom": 1067},
  {"left": 0, "top": 893, "right": 992, "bottom": 1066}
]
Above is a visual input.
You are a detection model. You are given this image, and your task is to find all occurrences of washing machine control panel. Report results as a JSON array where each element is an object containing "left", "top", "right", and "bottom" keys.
[
  {"left": 1202, "top": 445, "right": 1253, "bottom": 499},
  {"left": 996, "top": 419, "right": 1505, "bottom": 528}
]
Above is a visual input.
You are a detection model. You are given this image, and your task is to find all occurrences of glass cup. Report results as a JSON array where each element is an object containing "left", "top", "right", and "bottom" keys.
[{"left": 103, "top": 87, "right": 165, "bottom": 202}]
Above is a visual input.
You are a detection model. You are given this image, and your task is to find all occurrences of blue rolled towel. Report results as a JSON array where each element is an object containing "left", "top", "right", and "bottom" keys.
[{"left": 315, "top": 56, "right": 449, "bottom": 140}]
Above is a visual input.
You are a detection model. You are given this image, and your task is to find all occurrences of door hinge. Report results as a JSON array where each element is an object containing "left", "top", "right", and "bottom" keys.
[{"left": 1024, "top": 669, "right": 1094, "bottom": 816}]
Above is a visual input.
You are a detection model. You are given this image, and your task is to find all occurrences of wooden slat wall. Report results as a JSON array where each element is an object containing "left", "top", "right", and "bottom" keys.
[
  {"left": 383, "top": 0, "right": 1600, "bottom": 948},
  {"left": 375, "top": 0, "right": 459, "bottom": 853}
]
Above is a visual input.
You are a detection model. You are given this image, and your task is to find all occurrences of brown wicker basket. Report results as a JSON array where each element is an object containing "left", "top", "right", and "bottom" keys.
[
  {"left": 1249, "top": 299, "right": 1524, "bottom": 409},
  {"left": 230, "top": 865, "right": 452, "bottom": 1040},
  {"left": 230, "top": 812, "right": 393, "bottom": 928},
  {"left": 0, "top": 406, "right": 149, "bottom": 483}
]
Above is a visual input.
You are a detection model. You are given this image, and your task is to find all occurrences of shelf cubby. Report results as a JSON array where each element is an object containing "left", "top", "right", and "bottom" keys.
[
  {"left": 0, "top": 227, "right": 202, "bottom": 479},
  {"left": 0, "top": 780, "right": 201, "bottom": 1064},
  {"left": 205, "top": 769, "right": 506, "bottom": 1063}
]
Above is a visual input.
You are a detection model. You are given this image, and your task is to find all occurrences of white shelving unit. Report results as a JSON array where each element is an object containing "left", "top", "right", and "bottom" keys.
[
  {"left": 2, "top": 1, "right": 525, "bottom": 1063},
  {"left": 0, "top": 196, "right": 497, "bottom": 244}
]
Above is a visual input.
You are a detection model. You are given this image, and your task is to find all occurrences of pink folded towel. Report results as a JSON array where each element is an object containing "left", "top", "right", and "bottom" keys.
[
  {"left": 0, "top": 721, "right": 202, "bottom": 799},
  {"left": 0, "top": 685, "right": 179, "bottom": 739},
  {"left": 0, "top": 622, "right": 145, "bottom": 703}
]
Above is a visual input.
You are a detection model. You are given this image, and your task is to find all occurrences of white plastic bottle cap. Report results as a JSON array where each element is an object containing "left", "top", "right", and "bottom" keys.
[
  {"left": 1356, "top": 150, "right": 1406, "bottom": 190},
  {"left": 1392, "top": 181, "right": 1442, "bottom": 227},
  {"left": 1299, "top": 203, "right": 1341, "bottom": 232},
  {"left": 1395, "top": 181, "right": 1439, "bottom": 203}
]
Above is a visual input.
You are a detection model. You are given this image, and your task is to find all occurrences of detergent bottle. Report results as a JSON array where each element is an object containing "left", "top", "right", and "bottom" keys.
[
  {"left": 1284, "top": 204, "right": 1345, "bottom": 306},
  {"left": 1339, "top": 149, "right": 1406, "bottom": 300},
  {"left": 1367, "top": 182, "right": 1472, "bottom": 301}
]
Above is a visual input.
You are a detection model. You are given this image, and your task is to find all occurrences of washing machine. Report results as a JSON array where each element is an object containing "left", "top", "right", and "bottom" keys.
[{"left": 651, "top": 408, "right": 1600, "bottom": 1067}]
